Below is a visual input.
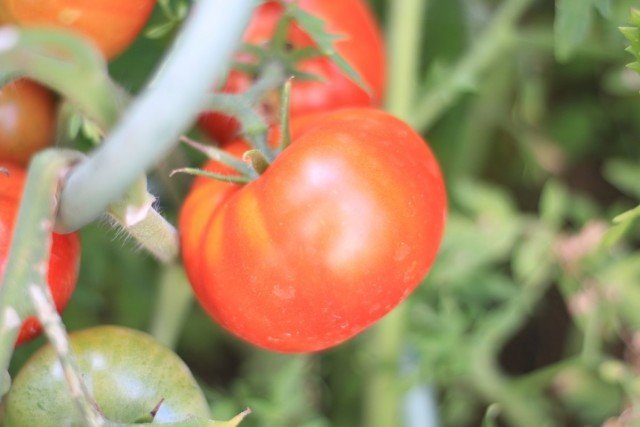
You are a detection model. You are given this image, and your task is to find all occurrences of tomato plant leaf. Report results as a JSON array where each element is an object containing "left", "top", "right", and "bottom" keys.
[
  {"left": 145, "top": 21, "right": 176, "bottom": 39},
  {"left": 286, "top": 4, "right": 371, "bottom": 94},
  {"left": 603, "top": 158, "right": 640, "bottom": 199},
  {"left": 555, "top": 0, "right": 596, "bottom": 62}
]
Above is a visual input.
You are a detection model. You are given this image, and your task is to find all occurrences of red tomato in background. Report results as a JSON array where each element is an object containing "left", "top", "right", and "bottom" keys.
[
  {"left": 0, "top": 80, "right": 56, "bottom": 166},
  {"left": 0, "top": 162, "right": 80, "bottom": 345},
  {"left": 180, "top": 109, "right": 446, "bottom": 353},
  {"left": 198, "top": 0, "right": 386, "bottom": 144},
  {"left": 0, "top": 0, "right": 156, "bottom": 59}
]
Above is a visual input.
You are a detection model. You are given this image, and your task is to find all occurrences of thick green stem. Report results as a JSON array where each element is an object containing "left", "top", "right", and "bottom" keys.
[
  {"left": 411, "top": 0, "right": 534, "bottom": 132},
  {"left": 384, "top": 0, "right": 428, "bottom": 120},
  {"left": 149, "top": 265, "right": 194, "bottom": 349},
  {"left": 107, "top": 177, "right": 179, "bottom": 264},
  {"left": 364, "top": 1, "right": 428, "bottom": 426},
  {"left": 0, "top": 150, "right": 81, "bottom": 393},
  {"left": 363, "top": 305, "right": 408, "bottom": 427},
  {"left": 57, "top": 0, "right": 255, "bottom": 232}
]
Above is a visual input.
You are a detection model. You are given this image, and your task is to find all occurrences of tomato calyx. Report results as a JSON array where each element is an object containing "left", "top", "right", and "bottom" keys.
[
  {"left": 233, "top": 0, "right": 369, "bottom": 92},
  {"left": 176, "top": 78, "right": 293, "bottom": 185}
]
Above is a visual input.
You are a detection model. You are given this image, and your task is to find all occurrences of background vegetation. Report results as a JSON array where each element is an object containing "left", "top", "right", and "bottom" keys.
[{"left": 8, "top": 0, "right": 640, "bottom": 425}]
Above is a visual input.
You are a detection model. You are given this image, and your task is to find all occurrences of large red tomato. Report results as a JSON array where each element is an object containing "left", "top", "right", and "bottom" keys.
[
  {"left": 0, "top": 162, "right": 80, "bottom": 345},
  {"left": 0, "top": 80, "right": 56, "bottom": 166},
  {"left": 198, "top": 0, "right": 386, "bottom": 144},
  {"left": 180, "top": 109, "right": 446, "bottom": 353},
  {"left": 0, "top": 0, "right": 156, "bottom": 59}
]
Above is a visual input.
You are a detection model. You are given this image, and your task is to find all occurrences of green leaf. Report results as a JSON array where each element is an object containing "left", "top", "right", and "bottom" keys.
[
  {"left": 555, "top": 0, "right": 595, "bottom": 62},
  {"left": 286, "top": 4, "right": 371, "bottom": 93},
  {"left": 81, "top": 117, "right": 104, "bottom": 144},
  {"left": 513, "top": 224, "right": 556, "bottom": 286},
  {"left": 593, "top": 0, "right": 612, "bottom": 18},
  {"left": 540, "top": 179, "right": 569, "bottom": 229},
  {"left": 145, "top": 21, "right": 176, "bottom": 39},
  {"left": 603, "top": 159, "right": 640, "bottom": 199},
  {"left": 481, "top": 404, "right": 501, "bottom": 427},
  {"left": 613, "top": 205, "right": 640, "bottom": 224},
  {"left": 602, "top": 205, "right": 640, "bottom": 248},
  {"left": 620, "top": 26, "right": 640, "bottom": 43},
  {"left": 68, "top": 113, "right": 83, "bottom": 139}
]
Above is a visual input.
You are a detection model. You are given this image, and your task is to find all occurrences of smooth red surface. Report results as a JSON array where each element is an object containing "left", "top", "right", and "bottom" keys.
[
  {"left": 181, "top": 109, "right": 446, "bottom": 352},
  {"left": 199, "top": 0, "right": 386, "bottom": 144},
  {"left": 0, "top": 80, "right": 56, "bottom": 166},
  {"left": 0, "top": 0, "right": 156, "bottom": 59},
  {"left": 0, "top": 162, "right": 80, "bottom": 345}
]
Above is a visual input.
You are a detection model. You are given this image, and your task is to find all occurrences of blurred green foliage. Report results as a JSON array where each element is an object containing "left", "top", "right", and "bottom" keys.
[{"left": 9, "top": 0, "right": 640, "bottom": 426}]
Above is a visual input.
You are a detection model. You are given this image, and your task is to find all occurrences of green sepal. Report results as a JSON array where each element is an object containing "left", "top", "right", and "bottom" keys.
[{"left": 285, "top": 3, "right": 371, "bottom": 94}]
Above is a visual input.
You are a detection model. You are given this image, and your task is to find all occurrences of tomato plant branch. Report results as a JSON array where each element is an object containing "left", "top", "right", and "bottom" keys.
[
  {"left": 149, "top": 265, "right": 194, "bottom": 349},
  {"left": 57, "top": 0, "right": 254, "bottom": 232},
  {"left": 411, "top": 0, "right": 534, "bottom": 132},
  {"left": 363, "top": 0, "right": 429, "bottom": 426},
  {"left": 470, "top": 263, "right": 556, "bottom": 427},
  {"left": 0, "top": 150, "right": 81, "bottom": 393},
  {"left": 203, "top": 62, "right": 286, "bottom": 159},
  {"left": 0, "top": 26, "right": 180, "bottom": 262},
  {"left": 29, "top": 285, "right": 105, "bottom": 426}
]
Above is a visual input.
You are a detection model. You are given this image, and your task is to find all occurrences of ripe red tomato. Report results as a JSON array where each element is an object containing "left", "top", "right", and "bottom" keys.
[
  {"left": 180, "top": 109, "right": 446, "bottom": 352},
  {"left": 0, "top": 80, "right": 56, "bottom": 166},
  {"left": 0, "top": 162, "right": 80, "bottom": 345},
  {"left": 4, "top": 326, "right": 210, "bottom": 426},
  {"left": 198, "top": 0, "right": 386, "bottom": 144},
  {"left": 0, "top": 0, "right": 156, "bottom": 59}
]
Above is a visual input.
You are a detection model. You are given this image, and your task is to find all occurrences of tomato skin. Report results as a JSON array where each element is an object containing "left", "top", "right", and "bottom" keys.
[
  {"left": 4, "top": 326, "right": 210, "bottom": 426},
  {"left": 0, "top": 80, "right": 56, "bottom": 167},
  {"left": 182, "top": 109, "right": 446, "bottom": 353},
  {"left": 0, "top": 0, "right": 156, "bottom": 59},
  {"left": 198, "top": 0, "right": 386, "bottom": 144},
  {"left": 0, "top": 162, "right": 80, "bottom": 345}
]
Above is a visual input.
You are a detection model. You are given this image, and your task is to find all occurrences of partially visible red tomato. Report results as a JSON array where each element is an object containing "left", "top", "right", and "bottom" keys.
[
  {"left": 0, "top": 80, "right": 56, "bottom": 166},
  {"left": 199, "top": 0, "right": 386, "bottom": 144},
  {"left": 181, "top": 109, "right": 446, "bottom": 353},
  {"left": 0, "top": 0, "right": 156, "bottom": 59},
  {"left": 0, "top": 162, "right": 80, "bottom": 345}
]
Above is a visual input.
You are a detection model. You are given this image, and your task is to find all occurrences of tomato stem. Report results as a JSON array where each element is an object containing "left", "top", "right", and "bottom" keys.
[
  {"left": 149, "top": 265, "right": 194, "bottom": 349},
  {"left": 0, "top": 150, "right": 82, "bottom": 398},
  {"left": 170, "top": 167, "right": 252, "bottom": 184},
  {"left": 181, "top": 136, "right": 258, "bottom": 178},
  {"left": 56, "top": 0, "right": 254, "bottom": 231},
  {"left": 277, "top": 78, "right": 294, "bottom": 152},
  {"left": 364, "top": 0, "right": 430, "bottom": 425}
]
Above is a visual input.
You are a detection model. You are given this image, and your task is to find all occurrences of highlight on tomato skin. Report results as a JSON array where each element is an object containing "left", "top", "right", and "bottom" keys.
[
  {"left": 198, "top": 0, "right": 387, "bottom": 144},
  {"left": 0, "top": 80, "right": 57, "bottom": 166},
  {"left": 180, "top": 108, "right": 447, "bottom": 353},
  {"left": 0, "top": 161, "right": 81, "bottom": 346},
  {"left": 0, "top": 0, "right": 157, "bottom": 59}
]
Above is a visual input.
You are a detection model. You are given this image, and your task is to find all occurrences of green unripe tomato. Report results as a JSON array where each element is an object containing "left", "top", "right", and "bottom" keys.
[{"left": 4, "top": 326, "right": 210, "bottom": 426}]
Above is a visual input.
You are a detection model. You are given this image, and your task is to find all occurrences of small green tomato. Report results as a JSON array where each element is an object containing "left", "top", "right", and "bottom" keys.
[{"left": 4, "top": 326, "right": 210, "bottom": 426}]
